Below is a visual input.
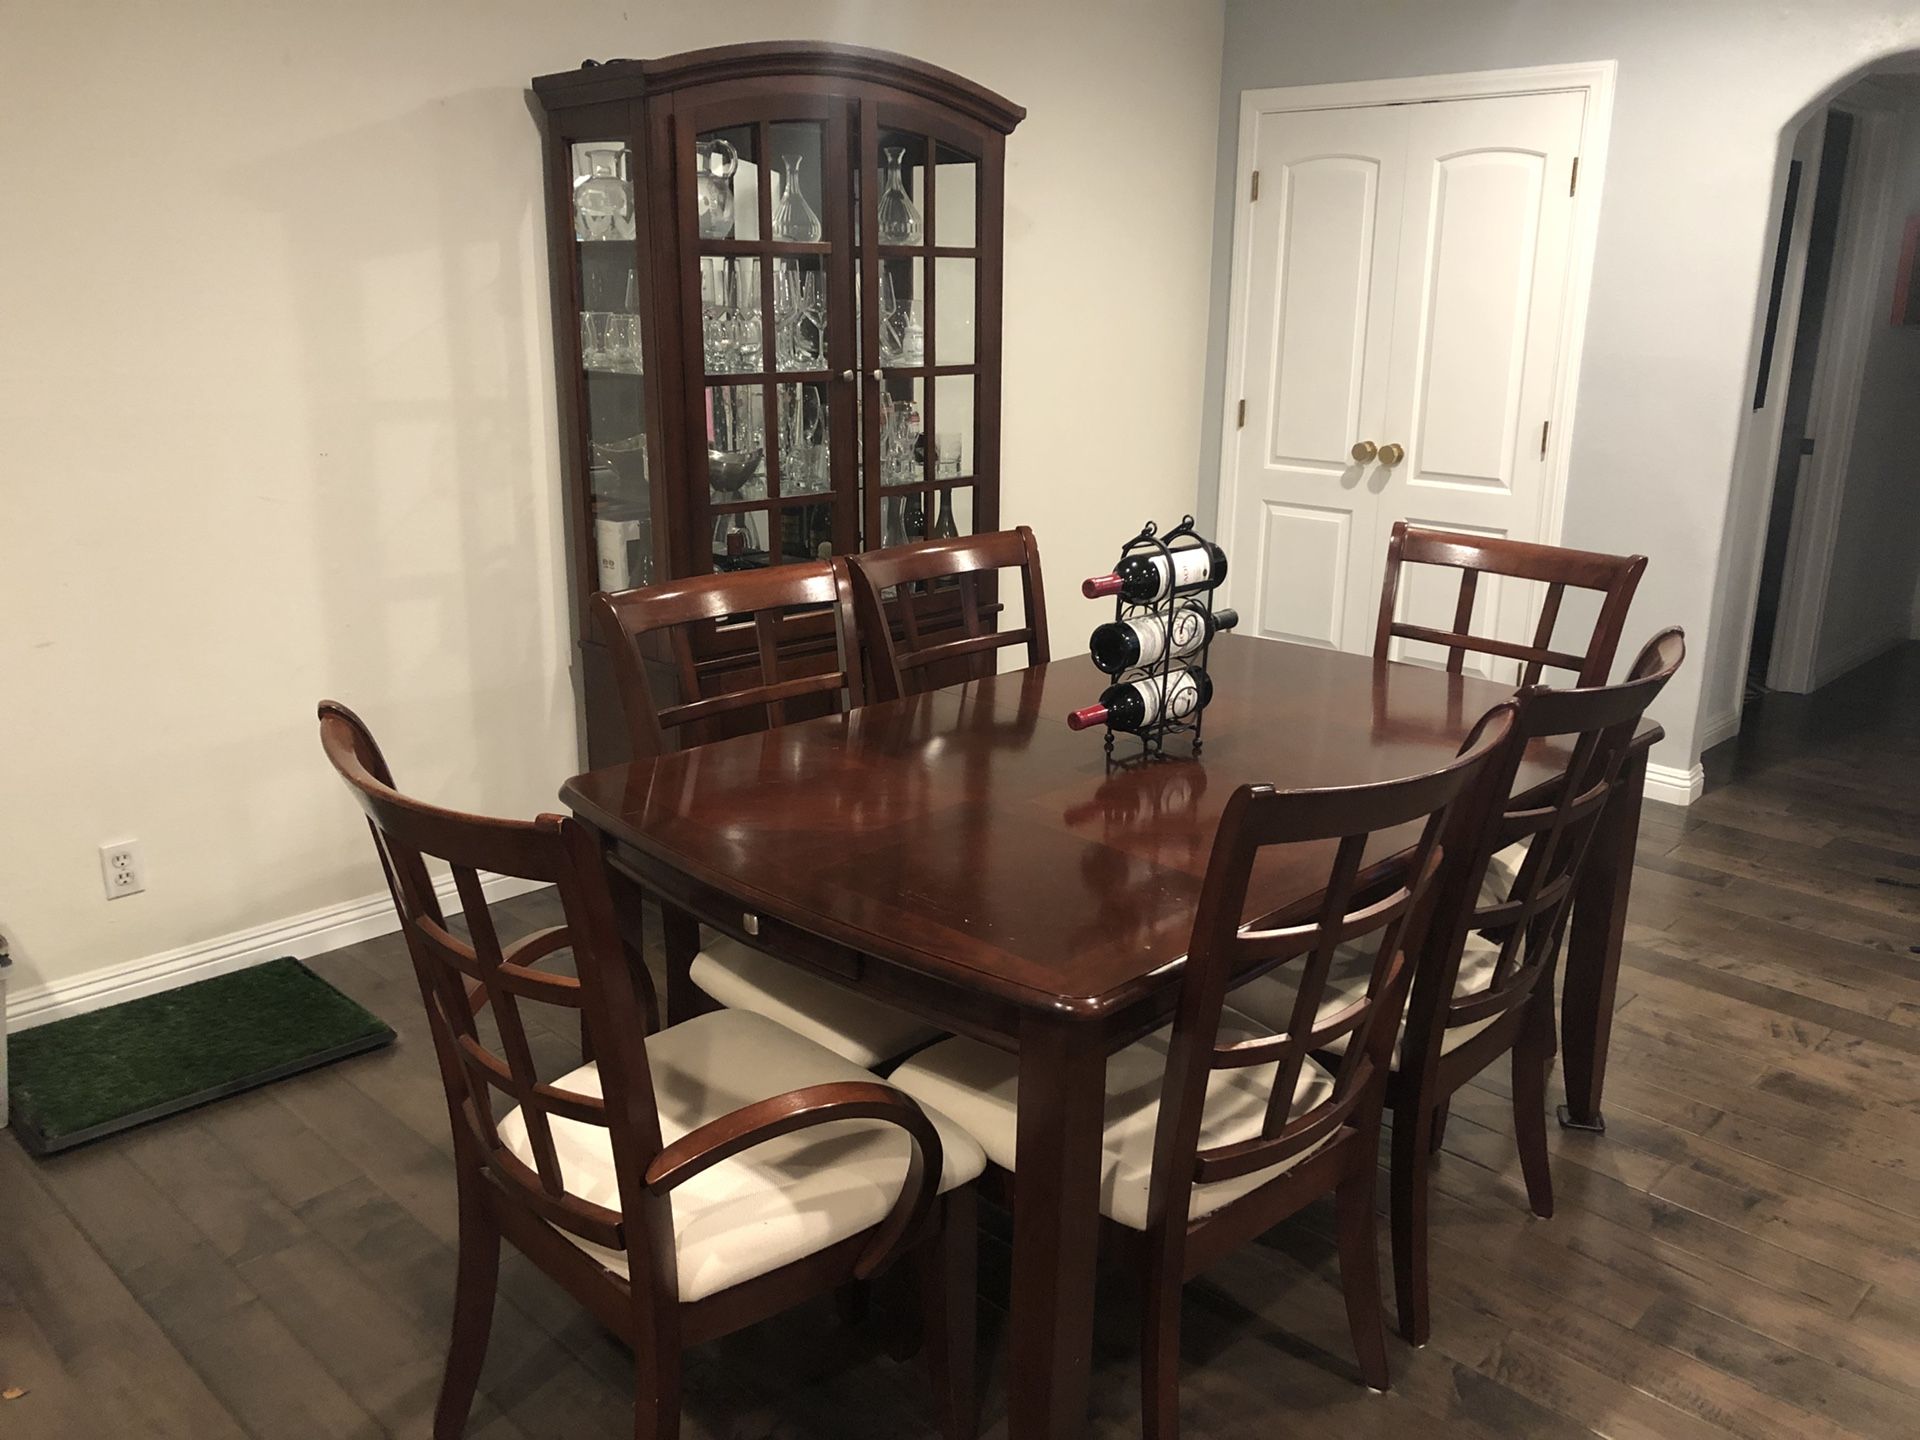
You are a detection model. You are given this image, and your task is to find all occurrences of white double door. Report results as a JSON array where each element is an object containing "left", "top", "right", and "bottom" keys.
[{"left": 1223, "top": 89, "right": 1586, "bottom": 669}]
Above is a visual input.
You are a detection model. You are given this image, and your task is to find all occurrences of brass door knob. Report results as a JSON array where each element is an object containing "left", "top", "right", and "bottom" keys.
[
  {"left": 1350, "top": 440, "right": 1378, "bottom": 463},
  {"left": 1377, "top": 442, "right": 1405, "bottom": 466}
]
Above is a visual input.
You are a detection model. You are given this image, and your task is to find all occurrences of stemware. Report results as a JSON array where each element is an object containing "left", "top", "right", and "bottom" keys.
[
  {"left": 879, "top": 268, "right": 903, "bottom": 365},
  {"left": 773, "top": 154, "right": 823, "bottom": 242}
]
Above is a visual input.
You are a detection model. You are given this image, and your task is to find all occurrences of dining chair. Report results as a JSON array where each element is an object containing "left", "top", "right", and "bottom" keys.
[
  {"left": 891, "top": 702, "right": 1519, "bottom": 1437},
  {"left": 1374, "top": 521, "right": 1647, "bottom": 687},
  {"left": 592, "top": 563, "right": 942, "bottom": 1069},
  {"left": 317, "top": 701, "right": 986, "bottom": 1440},
  {"left": 846, "top": 527, "right": 1050, "bottom": 701},
  {"left": 1232, "top": 627, "right": 1685, "bottom": 1345}
]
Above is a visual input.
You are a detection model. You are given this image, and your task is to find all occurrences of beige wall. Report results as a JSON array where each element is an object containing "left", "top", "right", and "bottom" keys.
[
  {"left": 1201, "top": 0, "right": 1920, "bottom": 781},
  {"left": 0, "top": 0, "right": 1226, "bottom": 1010}
]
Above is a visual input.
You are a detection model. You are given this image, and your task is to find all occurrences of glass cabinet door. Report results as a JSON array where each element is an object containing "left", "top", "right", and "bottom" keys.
[
  {"left": 861, "top": 110, "right": 991, "bottom": 553},
  {"left": 569, "top": 139, "right": 657, "bottom": 596},
  {"left": 679, "top": 97, "right": 858, "bottom": 573}
]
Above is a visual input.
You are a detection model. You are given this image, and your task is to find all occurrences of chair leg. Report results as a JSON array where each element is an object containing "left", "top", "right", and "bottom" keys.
[
  {"left": 921, "top": 1187, "right": 978, "bottom": 1440},
  {"left": 434, "top": 1179, "right": 499, "bottom": 1440},
  {"left": 631, "top": 1349, "right": 681, "bottom": 1440},
  {"left": 1429, "top": 1099, "right": 1450, "bottom": 1155},
  {"left": 1512, "top": 1009, "right": 1556, "bottom": 1219},
  {"left": 1140, "top": 1259, "right": 1184, "bottom": 1440},
  {"left": 1389, "top": 1101, "right": 1435, "bottom": 1346},
  {"left": 1334, "top": 1169, "right": 1391, "bottom": 1392}
]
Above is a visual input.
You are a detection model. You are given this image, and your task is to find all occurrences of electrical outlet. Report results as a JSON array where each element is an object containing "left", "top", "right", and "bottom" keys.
[{"left": 100, "top": 840, "right": 145, "bottom": 899}]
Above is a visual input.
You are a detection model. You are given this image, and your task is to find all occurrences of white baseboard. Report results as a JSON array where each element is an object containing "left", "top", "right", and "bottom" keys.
[
  {"left": 1696, "top": 708, "right": 1741, "bottom": 754},
  {"left": 1645, "top": 762, "right": 1705, "bottom": 807},
  {"left": 5, "top": 873, "right": 552, "bottom": 1033}
]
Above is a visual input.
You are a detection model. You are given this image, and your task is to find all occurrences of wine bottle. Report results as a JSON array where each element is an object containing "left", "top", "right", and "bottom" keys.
[
  {"left": 931, "top": 485, "right": 960, "bottom": 539},
  {"left": 1067, "top": 667, "right": 1213, "bottom": 733},
  {"left": 1082, "top": 541, "right": 1229, "bottom": 602},
  {"left": 1089, "top": 603, "right": 1238, "bottom": 675}
]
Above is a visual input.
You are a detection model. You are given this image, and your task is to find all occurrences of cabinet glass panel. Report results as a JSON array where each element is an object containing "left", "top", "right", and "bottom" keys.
[
  {"left": 932, "top": 257, "right": 975, "bottom": 366},
  {"left": 930, "top": 373, "right": 976, "bottom": 480},
  {"left": 779, "top": 501, "right": 837, "bottom": 562},
  {"left": 572, "top": 141, "right": 651, "bottom": 593},
  {"left": 774, "top": 382, "right": 832, "bottom": 497},
  {"left": 934, "top": 141, "right": 978, "bottom": 249},
  {"left": 773, "top": 257, "right": 829, "bottom": 372},
  {"left": 712, "top": 508, "right": 770, "bottom": 571},
  {"left": 875, "top": 131, "right": 928, "bottom": 248},
  {"left": 929, "top": 482, "right": 973, "bottom": 540},
  {"left": 701, "top": 256, "right": 763, "bottom": 375},
  {"left": 878, "top": 255, "right": 924, "bottom": 368},
  {"left": 877, "top": 377, "right": 926, "bottom": 490},
  {"left": 706, "top": 383, "right": 767, "bottom": 503},
  {"left": 695, "top": 124, "right": 758, "bottom": 242},
  {"left": 768, "top": 122, "right": 828, "bottom": 243}
]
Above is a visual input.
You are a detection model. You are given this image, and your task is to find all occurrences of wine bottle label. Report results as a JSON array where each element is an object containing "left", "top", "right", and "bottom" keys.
[
  {"left": 1137, "top": 669, "right": 1203, "bottom": 724},
  {"left": 1127, "top": 605, "right": 1209, "bottom": 668}
]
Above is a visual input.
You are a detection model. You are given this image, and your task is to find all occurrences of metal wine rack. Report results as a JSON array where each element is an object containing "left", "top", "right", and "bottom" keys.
[{"left": 1096, "top": 515, "right": 1223, "bottom": 760}]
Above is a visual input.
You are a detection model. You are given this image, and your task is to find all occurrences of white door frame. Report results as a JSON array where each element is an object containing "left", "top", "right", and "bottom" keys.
[
  {"left": 1213, "top": 62, "right": 1617, "bottom": 569},
  {"left": 1765, "top": 92, "right": 1904, "bottom": 692}
]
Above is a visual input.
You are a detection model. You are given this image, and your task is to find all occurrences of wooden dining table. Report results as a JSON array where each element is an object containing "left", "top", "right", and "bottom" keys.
[{"left": 561, "top": 632, "right": 1658, "bottom": 1439}]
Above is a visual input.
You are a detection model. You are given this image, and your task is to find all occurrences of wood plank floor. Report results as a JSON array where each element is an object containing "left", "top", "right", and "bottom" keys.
[{"left": 4, "top": 643, "right": 1917, "bottom": 1439}]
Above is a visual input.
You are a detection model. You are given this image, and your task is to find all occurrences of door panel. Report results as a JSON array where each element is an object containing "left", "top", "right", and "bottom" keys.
[
  {"left": 1226, "top": 105, "right": 1406, "bottom": 651},
  {"left": 1374, "top": 91, "right": 1585, "bottom": 653},
  {"left": 1251, "top": 500, "right": 1352, "bottom": 648}
]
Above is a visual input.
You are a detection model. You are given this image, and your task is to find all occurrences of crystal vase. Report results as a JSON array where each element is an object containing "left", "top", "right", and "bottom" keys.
[
  {"left": 877, "top": 147, "right": 923, "bottom": 245},
  {"left": 773, "top": 155, "right": 822, "bottom": 242}
]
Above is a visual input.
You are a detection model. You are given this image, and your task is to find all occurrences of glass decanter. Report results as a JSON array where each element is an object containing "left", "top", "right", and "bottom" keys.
[
  {"left": 575, "top": 146, "right": 634, "bottom": 241},
  {"left": 773, "top": 155, "right": 822, "bottom": 242},
  {"left": 696, "top": 139, "right": 737, "bottom": 240},
  {"left": 877, "top": 147, "right": 923, "bottom": 245}
]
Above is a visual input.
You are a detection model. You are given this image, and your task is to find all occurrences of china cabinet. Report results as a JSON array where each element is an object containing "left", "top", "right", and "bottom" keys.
[{"left": 531, "top": 43, "right": 1024, "bottom": 764}]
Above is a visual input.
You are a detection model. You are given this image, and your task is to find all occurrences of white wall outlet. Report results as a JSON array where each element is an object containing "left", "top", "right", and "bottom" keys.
[{"left": 99, "top": 840, "right": 145, "bottom": 899}]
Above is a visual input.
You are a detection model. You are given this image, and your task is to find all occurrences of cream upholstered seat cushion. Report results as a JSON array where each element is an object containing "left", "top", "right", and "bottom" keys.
[
  {"left": 889, "top": 1008, "right": 1337, "bottom": 1232},
  {"left": 691, "top": 933, "right": 943, "bottom": 1069},
  {"left": 1228, "top": 933, "right": 1506, "bottom": 1066},
  {"left": 495, "top": 1009, "right": 984, "bottom": 1303}
]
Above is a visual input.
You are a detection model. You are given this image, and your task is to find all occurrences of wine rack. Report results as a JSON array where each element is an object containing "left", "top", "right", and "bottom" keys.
[{"left": 1096, "top": 515, "right": 1222, "bottom": 760}]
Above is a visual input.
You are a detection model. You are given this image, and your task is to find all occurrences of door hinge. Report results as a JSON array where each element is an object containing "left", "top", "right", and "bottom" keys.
[
  {"left": 1237, "top": 399, "right": 1247, "bottom": 429},
  {"left": 1569, "top": 157, "right": 1580, "bottom": 196},
  {"left": 1250, "top": 170, "right": 1261, "bottom": 202},
  {"left": 1540, "top": 420, "right": 1551, "bottom": 458}
]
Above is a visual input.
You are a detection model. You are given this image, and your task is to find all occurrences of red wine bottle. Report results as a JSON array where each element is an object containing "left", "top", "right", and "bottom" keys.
[
  {"left": 1082, "top": 541, "right": 1229, "bottom": 602},
  {"left": 1067, "top": 667, "right": 1213, "bottom": 732},
  {"left": 1089, "top": 603, "right": 1238, "bottom": 675}
]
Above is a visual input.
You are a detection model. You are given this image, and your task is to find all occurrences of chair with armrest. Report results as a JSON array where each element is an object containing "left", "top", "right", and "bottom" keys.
[{"left": 317, "top": 701, "right": 986, "bottom": 1440}]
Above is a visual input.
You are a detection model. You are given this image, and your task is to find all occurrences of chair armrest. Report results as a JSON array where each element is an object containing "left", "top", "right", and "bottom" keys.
[{"left": 644, "top": 1081, "right": 944, "bottom": 1279}]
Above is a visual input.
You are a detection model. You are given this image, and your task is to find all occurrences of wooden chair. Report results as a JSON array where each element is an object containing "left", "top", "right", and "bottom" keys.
[
  {"left": 1374, "top": 521, "right": 1647, "bottom": 686},
  {"left": 846, "top": 527, "right": 1050, "bottom": 702},
  {"left": 1233, "top": 627, "right": 1685, "bottom": 1345},
  {"left": 592, "top": 559, "right": 865, "bottom": 760},
  {"left": 891, "top": 703, "right": 1519, "bottom": 1437},
  {"left": 591, "top": 563, "right": 942, "bottom": 1069},
  {"left": 317, "top": 702, "right": 985, "bottom": 1440}
]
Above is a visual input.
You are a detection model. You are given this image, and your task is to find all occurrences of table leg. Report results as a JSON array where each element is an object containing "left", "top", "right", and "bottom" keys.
[
  {"left": 1008, "top": 1015, "right": 1107, "bottom": 1440},
  {"left": 1558, "top": 742, "right": 1647, "bottom": 1133},
  {"left": 660, "top": 902, "right": 708, "bottom": 1026}
]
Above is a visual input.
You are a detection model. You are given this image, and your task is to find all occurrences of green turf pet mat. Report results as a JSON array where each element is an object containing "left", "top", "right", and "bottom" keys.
[{"left": 7, "top": 957, "right": 394, "bottom": 1155}]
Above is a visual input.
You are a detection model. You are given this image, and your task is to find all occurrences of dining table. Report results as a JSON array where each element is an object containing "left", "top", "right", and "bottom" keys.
[{"left": 561, "top": 631, "right": 1659, "bottom": 1439}]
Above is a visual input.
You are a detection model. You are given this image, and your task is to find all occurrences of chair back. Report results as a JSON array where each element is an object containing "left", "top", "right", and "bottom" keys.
[
  {"left": 1374, "top": 521, "right": 1646, "bottom": 686},
  {"left": 847, "top": 527, "right": 1049, "bottom": 701},
  {"left": 316, "top": 702, "right": 670, "bottom": 1285},
  {"left": 1146, "top": 701, "right": 1519, "bottom": 1232},
  {"left": 592, "top": 560, "right": 864, "bottom": 758},
  {"left": 1403, "top": 628, "right": 1686, "bottom": 1072}
]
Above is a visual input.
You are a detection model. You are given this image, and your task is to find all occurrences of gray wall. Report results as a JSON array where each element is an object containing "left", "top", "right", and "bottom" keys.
[{"left": 1200, "top": 0, "right": 1920, "bottom": 776}]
